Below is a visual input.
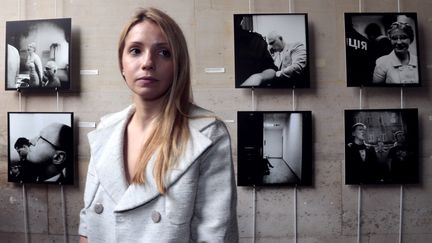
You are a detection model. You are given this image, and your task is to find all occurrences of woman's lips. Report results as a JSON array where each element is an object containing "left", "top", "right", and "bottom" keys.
[{"left": 136, "top": 76, "right": 158, "bottom": 85}]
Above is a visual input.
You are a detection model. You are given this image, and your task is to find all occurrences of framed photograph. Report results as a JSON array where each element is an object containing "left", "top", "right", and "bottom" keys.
[
  {"left": 5, "top": 18, "right": 71, "bottom": 90},
  {"left": 344, "top": 109, "right": 418, "bottom": 184},
  {"left": 345, "top": 12, "right": 420, "bottom": 87},
  {"left": 8, "top": 112, "right": 74, "bottom": 184},
  {"left": 237, "top": 111, "right": 312, "bottom": 186},
  {"left": 234, "top": 13, "right": 309, "bottom": 89}
]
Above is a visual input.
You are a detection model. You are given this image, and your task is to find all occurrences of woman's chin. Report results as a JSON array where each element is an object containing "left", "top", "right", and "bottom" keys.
[{"left": 394, "top": 49, "right": 408, "bottom": 55}]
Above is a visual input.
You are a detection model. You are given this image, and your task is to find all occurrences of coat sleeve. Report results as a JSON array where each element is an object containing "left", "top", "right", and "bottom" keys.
[
  {"left": 281, "top": 42, "right": 307, "bottom": 78},
  {"left": 191, "top": 120, "right": 239, "bottom": 243}
]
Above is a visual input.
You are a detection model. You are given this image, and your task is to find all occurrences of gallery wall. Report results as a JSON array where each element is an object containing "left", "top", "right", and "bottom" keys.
[{"left": 0, "top": 0, "right": 431, "bottom": 242}]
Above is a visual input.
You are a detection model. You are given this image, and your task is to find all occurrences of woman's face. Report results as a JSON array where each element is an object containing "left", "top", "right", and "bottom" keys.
[
  {"left": 121, "top": 20, "right": 174, "bottom": 101},
  {"left": 389, "top": 29, "right": 411, "bottom": 55}
]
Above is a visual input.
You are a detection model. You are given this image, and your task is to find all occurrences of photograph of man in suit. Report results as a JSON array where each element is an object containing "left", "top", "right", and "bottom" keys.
[
  {"left": 345, "top": 123, "right": 379, "bottom": 184},
  {"left": 267, "top": 31, "right": 307, "bottom": 87}
]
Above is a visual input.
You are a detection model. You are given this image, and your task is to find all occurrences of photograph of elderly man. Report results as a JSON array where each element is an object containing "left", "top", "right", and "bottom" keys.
[
  {"left": 234, "top": 13, "right": 309, "bottom": 88},
  {"left": 8, "top": 113, "right": 74, "bottom": 184}
]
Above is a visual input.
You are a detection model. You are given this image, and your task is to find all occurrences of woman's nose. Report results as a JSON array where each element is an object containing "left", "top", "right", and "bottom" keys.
[{"left": 141, "top": 51, "right": 155, "bottom": 70}]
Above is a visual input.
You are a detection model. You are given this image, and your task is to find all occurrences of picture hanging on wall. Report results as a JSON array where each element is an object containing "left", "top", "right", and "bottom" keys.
[
  {"left": 344, "top": 109, "right": 419, "bottom": 185},
  {"left": 234, "top": 13, "right": 310, "bottom": 89},
  {"left": 345, "top": 12, "right": 420, "bottom": 87},
  {"left": 5, "top": 18, "right": 71, "bottom": 90},
  {"left": 8, "top": 112, "right": 74, "bottom": 184},
  {"left": 237, "top": 111, "right": 312, "bottom": 186}
]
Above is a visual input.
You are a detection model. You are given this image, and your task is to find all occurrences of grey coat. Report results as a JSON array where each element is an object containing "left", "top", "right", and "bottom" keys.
[{"left": 79, "top": 105, "right": 238, "bottom": 243}]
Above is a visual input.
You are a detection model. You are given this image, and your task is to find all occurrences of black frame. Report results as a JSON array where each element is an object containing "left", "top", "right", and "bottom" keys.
[
  {"left": 8, "top": 112, "right": 74, "bottom": 184},
  {"left": 237, "top": 111, "right": 312, "bottom": 186},
  {"left": 345, "top": 12, "right": 421, "bottom": 87},
  {"left": 344, "top": 109, "right": 419, "bottom": 184},
  {"left": 234, "top": 13, "right": 310, "bottom": 89},
  {"left": 5, "top": 18, "right": 72, "bottom": 90}
]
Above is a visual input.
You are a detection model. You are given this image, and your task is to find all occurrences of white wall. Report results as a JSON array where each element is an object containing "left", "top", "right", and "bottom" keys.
[{"left": 282, "top": 113, "right": 303, "bottom": 179}]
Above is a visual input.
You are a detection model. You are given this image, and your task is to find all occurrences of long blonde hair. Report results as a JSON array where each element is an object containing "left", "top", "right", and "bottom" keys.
[{"left": 118, "top": 8, "right": 192, "bottom": 193}]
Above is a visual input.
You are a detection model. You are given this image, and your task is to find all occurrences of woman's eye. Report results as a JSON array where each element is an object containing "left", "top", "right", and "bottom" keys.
[
  {"left": 158, "top": 49, "right": 171, "bottom": 58},
  {"left": 129, "top": 48, "right": 141, "bottom": 55}
]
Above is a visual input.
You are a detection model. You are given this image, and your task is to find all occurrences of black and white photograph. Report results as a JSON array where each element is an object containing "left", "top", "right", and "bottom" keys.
[
  {"left": 5, "top": 18, "right": 71, "bottom": 90},
  {"left": 234, "top": 13, "right": 309, "bottom": 88},
  {"left": 345, "top": 12, "right": 420, "bottom": 87},
  {"left": 8, "top": 112, "right": 74, "bottom": 184},
  {"left": 237, "top": 111, "right": 312, "bottom": 186},
  {"left": 345, "top": 109, "right": 419, "bottom": 185}
]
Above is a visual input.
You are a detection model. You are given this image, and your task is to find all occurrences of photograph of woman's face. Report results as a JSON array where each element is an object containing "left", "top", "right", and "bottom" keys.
[
  {"left": 389, "top": 28, "right": 411, "bottom": 55},
  {"left": 121, "top": 20, "right": 174, "bottom": 101},
  {"left": 344, "top": 13, "right": 420, "bottom": 87}
]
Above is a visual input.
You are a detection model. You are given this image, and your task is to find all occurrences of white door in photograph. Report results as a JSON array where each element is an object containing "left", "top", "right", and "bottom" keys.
[{"left": 263, "top": 128, "right": 283, "bottom": 158}]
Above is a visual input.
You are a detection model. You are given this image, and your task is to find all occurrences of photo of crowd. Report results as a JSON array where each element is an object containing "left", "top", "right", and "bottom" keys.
[{"left": 345, "top": 109, "right": 419, "bottom": 184}]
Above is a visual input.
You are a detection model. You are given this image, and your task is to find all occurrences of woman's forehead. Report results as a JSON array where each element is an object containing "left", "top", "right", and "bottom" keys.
[
  {"left": 126, "top": 21, "right": 167, "bottom": 42},
  {"left": 389, "top": 28, "right": 408, "bottom": 36}
]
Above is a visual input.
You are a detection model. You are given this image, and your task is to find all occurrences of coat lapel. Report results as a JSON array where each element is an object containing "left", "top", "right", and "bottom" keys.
[
  {"left": 88, "top": 107, "right": 132, "bottom": 204},
  {"left": 90, "top": 104, "right": 216, "bottom": 212},
  {"left": 114, "top": 126, "right": 213, "bottom": 212}
]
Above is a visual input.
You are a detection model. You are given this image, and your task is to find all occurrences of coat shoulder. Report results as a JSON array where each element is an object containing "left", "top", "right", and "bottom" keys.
[
  {"left": 97, "top": 105, "right": 134, "bottom": 130},
  {"left": 87, "top": 105, "right": 133, "bottom": 147},
  {"left": 189, "top": 104, "right": 216, "bottom": 131}
]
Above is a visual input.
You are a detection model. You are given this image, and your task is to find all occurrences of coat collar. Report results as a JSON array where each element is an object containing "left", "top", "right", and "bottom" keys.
[
  {"left": 87, "top": 104, "right": 215, "bottom": 212},
  {"left": 388, "top": 50, "right": 417, "bottom": 68}
]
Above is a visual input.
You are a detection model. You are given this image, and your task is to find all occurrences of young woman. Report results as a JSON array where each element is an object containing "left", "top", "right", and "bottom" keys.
[{"left": 79, "top": 8, "right": 238, "bottom": 243}]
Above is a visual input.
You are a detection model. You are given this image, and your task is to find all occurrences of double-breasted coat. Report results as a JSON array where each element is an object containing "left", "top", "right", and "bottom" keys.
[{"left": 79, "top": 105, "right": 238, "bottom": 242}]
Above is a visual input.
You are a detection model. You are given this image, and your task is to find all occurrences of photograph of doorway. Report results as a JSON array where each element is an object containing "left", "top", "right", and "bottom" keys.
[{"left": 237, "top": 111, "right": 312, "bottom": 186}]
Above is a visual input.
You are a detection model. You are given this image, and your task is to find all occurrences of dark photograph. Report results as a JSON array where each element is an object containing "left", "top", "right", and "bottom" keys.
[
  {"left": 345, "top": 109, "right": 418, "bottom": 185},
  {"left": 5, "top": 18, "right": 71, "bottom": 90},
  {"left": 8, "top": 112, "right": 74, "bottom": 184},
  {"left": 234, "top": 13, "right": 309, "bottom": 89},
  {"left": 345, "top": 13, "right": 420, "bottom": 87},
  {"left": 237, "top": 111, "right": 312, "bottom": 186}
]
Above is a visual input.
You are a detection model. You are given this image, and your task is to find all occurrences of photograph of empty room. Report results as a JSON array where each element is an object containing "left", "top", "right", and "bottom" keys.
[{"left": 237, "top": 111, "right": 312, "bottom": 186}]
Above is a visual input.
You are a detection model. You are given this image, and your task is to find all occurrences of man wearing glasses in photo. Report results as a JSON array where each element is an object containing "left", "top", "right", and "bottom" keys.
[{"left": 13, "top": 123, "right": 73, "bottom": 183}]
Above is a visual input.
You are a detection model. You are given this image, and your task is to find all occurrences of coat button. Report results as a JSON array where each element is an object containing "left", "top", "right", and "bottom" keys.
[
  {"left": 151, "top": 211, "right": 161, "bottom": 223},
  {"left": 94, "top": 203, "right": 104, "bottom": 214}
]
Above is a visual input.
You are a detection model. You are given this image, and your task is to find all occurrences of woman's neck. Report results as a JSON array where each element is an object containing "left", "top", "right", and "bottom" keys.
[
  {"left": 395, "top": 51, "right": 410, "bottom": 65},
  {"left": 131, "top": 96, "right": 165, "bottom": 130},
  {"left": 124, "top": 98, "right": 164, "bottom": 184}
]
